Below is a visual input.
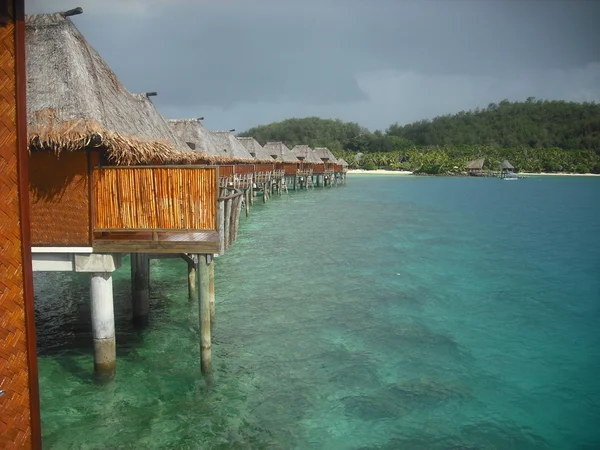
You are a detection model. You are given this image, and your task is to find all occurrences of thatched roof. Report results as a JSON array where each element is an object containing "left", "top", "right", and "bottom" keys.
[
  {"left": 167, "top": 118, "right": 229, "bottom": 163},
  {"left": 498, "top": 159, "right": 514, "bottom": 170},
  {"left": 465, "top": 157, "right": 485, "bottom": 170},
  {"left": 313, "top": 147, "right": 338, "bottom": 163},
  {"left": 26, "top": 12, "right": 191, "bottom": 165},
  {"left": 131, "top": 94, "right": 213, "bottom": 161},
  {"left": 263, "top": 142, "right": 299, "bottom": 163},
  {"left": 236, "top": 137, "right": 275, "bottom": 163},
  {"left": 338, "top": 158, "right": 349, "bottom": 167},
  {"left": 209, "top": 131, "right": 255, "bottom": 163},
  {"left": 291, "top": 145, "right": 323, "bottom": 164}
]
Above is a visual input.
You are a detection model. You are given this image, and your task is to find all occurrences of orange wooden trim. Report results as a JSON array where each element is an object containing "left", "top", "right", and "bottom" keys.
[{"left": 15, "top": 0, "right": 42, "bottom": 447}]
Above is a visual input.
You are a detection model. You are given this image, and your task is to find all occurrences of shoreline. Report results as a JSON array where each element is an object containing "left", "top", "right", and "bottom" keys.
[{"left": 347, "top": 169, "right": 600, "bottom": 177}]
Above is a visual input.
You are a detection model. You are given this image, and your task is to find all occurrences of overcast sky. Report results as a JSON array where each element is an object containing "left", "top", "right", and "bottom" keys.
[{"left": 27, "top": 0, "right": 600, "bottom": 132}]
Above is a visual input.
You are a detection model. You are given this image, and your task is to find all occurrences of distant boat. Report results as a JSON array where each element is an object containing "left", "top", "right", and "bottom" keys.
[{"left": 501, "top": 172, "right": 518, "bottom": 180}]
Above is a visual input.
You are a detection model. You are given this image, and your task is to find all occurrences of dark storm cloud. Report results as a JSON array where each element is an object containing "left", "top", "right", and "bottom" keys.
[{"left": 26, "top": 0, "right": 600, "bottom": 130}]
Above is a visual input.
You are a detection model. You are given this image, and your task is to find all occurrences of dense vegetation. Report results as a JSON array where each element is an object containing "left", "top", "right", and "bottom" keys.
[{"left": 238, "top": 99, "right": 600, "bottom": 173}]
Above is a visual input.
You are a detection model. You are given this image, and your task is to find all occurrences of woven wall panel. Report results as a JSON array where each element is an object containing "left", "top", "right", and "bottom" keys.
[
  {"left": 233, "top": 165, "right": 254, "bottom": 175},
  {"left": 29, "top": 151, "right": 90, "bottom": 245},
  {"left": 255, "top": 164, "right": 274, "bottom": 172},
  {"left": 0, "top": 15, "right": 33, "bottom": 449},
  {"left": 217, "top": 165, "right": 234, "bottom": 177},
  {"left": 283, "top": 163, "right": 297, "bottom": 175}
]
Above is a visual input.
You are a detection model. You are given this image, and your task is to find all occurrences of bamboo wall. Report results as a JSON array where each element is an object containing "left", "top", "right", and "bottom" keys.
[
  {"left": 313, "top": 165, "right": 325, "bottom": 173},
  {"left": 29, "top": 151, "right": 94, "bottom": 245},
  {"left": 93, "top": 167, "right": 218, "bottom": 231},
  {"left": 0, "top": 2, "right": 41, "bottom": 446}
]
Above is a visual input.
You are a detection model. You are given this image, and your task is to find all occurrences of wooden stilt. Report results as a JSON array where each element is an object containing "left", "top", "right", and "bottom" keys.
[
  {"left": 198, "top": 254, "right": 211, "bottom": 373},
  {"left": 188, "top": 261, "right": 197, "bottom": 301},
  {"left": 131, "top": 253, "right": 149, "bottom": 327},
  {"left": 218, "top": 199, "right": 225, "bottom": 255},
  {"left": 234, "top": 194, "right": 243, "bottom": 240},
  {"left": 209, "top": 257, "right": 215, "bottom": 325},
  {"left": 245, "top": 188, "right": 250, "bottom": 217},
  {"left": 224, "top": 197, "right": 232, "bottom": 251}
]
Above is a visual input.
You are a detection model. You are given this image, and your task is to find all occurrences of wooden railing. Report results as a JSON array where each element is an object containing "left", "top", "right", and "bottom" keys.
[
  {"left": 217, "top": 188, "right": 245, "bottom": 255},
  {"left": 93, "top": 166, "right": 218, "bottom": 231}
]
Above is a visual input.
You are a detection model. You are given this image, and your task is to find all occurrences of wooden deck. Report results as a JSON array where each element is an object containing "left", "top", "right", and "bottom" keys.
[{"left": 92, "top": 231, "right": 220, "bottom": 253}]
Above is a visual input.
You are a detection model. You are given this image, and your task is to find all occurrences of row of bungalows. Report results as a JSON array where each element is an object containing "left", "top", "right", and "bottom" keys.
[{"left": 24, "top": 9, "right": 348, "bottom": 377}]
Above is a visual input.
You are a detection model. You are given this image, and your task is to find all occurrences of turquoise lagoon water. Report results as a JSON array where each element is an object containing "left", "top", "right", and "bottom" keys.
[{"left": 34, "top": 175, "right": 600, "bottom": 449}]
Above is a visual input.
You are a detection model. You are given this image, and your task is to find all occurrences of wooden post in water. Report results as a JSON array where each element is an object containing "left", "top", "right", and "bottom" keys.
[
  {"left": 131, "top": 253, "right": 149, "bottom": 327},
  {"left": 188, "top": 261, "right": 197, "bottom": 301},
  {"left": 224, "top": 197, "right": 232, "bottom": 251},
  {"left": 209, "top": 257, "right": 215, "bottom": 325},
  {"left": 234, "top": 194, "right": 243, "bottom": 240},
  {"left": 218, "top": 199, "right": 225, "bottom": 255},
  {"left": 90, "top": 272, "right": 116, "bottom": 375},
  {"left": 245, "top": 188, "right": 250, "bottom": 217},
  {"left": 198, "top": 254, "right": 211, "bottom": 373}
]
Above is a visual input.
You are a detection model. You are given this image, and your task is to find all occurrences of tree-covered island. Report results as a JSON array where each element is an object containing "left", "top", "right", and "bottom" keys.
[{"left": 238, "top": 98, "right": 600, "bottom": 174}]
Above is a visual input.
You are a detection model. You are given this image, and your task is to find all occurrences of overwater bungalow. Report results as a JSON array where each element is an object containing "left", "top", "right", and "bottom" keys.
[
  {"left": 208, "top": 130, "right": 258, "bottom": 187},
  {"left": 263, "top": 141, "right": 300, "bottom": 189},
  {"left": 465, "top": 157, "right": 486, "bottom": 176},
  {"left": 291, "top": 145, "right": 322, "bottom": 168},
  {"left": 291, "top": 145, "right": 321, "bottom": 188},
  {"left": 26, "top": 9, "right": 223, "bottom": 376},
  {"left": 26, "top": 11, "right": 218, "bottom": 253},
  {"left": 498, "top": 159, "right": 517, "bottom": 180},
  {"left": 313, "top": 147, "right": 338, "bottom": 185},
  {"left": 237, "top": 136, "right": 277, "bottom": 191}
]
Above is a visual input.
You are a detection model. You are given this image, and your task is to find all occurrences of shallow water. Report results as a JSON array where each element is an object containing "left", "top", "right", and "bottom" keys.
[{"left": 35, "top": 175, "right": 600, "bottom": 449}]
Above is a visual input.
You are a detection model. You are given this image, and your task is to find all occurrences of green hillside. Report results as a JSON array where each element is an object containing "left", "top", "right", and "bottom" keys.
[{"left": 237, "top": 99, "right": 600, "bottom": 173}]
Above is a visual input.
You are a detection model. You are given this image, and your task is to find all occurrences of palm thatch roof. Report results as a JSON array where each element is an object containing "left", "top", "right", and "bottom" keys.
[
  {"left": 465, "top": 158, "right": 485, "bottom": 170},
  {"left": 313, "top": 147, "right": 338, "bottom": 163},
  {"left": 290, "top": 145, "right": 323, "bottom": 164},
  {"left": 236, "top": 137, "right": 275, "bottom": 163},
  {"left": 263, "top": 142, "right": 299, "bottom": 163},
  {"left": 26, "top": 12, "right": 191, "bottom": 165},
  {"left": 209, "top": 131, "right": 255, "bottom": 163},
  {"left": 498, "top": 160, "right": 514, "bottom": 170},
  {"left": 338, "top": 158, "right": 349, "bottom": 167},
  {"left": 131, "top": 94, "right": 212, "bottom": 161},
  {"left": 167, "top": 118, "right": 230, "bottom": 163}
]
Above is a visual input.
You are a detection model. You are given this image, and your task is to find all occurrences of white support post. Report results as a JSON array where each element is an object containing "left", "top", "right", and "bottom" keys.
[{"left": 90, "top": 272, "right": 116, "bottom": 375}]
